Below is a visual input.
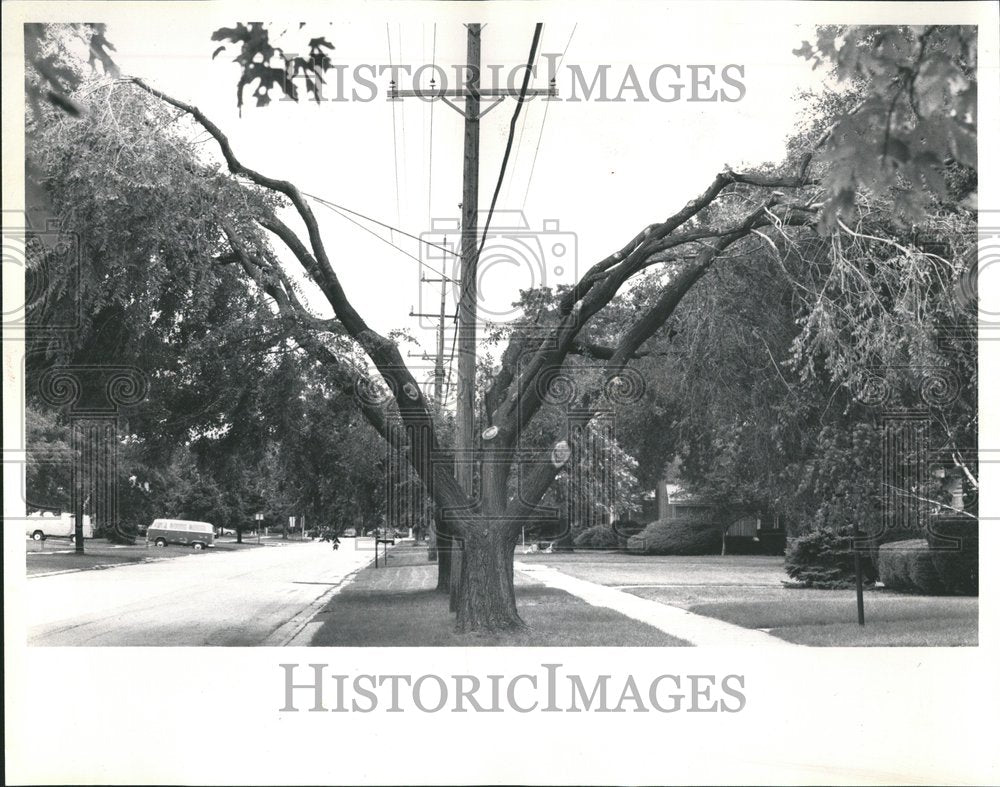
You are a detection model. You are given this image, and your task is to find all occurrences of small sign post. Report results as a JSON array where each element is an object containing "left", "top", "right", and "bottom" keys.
[
  {"left": 255, "top": 512, "right": 263, "bottom": 544},
  {"left": 852, "top": 522, "right": 865, "bottom": 626}
]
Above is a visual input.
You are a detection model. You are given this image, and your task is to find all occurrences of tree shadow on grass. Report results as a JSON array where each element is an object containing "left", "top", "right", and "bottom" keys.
[{"left": 312, "top": 585, "right": 689, "bottom": 647}]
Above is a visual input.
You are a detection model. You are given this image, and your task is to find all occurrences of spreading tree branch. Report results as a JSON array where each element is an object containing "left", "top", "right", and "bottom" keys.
[{"left": 128, "top": 78, "right": 471, "bottom": 523}]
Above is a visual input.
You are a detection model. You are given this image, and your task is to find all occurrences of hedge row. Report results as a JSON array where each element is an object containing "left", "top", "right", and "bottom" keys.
[
  {"left": 574, "top": 525, "right": 624, "bottom": 548},
  {"left": 786, "top": 519, "right": 978, "bottom": 595},
  {"left": 877, "top": 520, "right": 978, "bottom": 595},
  {"left": 626, "top": 518, "right": 723, "bottom": 555},
  {"left": 927, "top": 518, "right": 979, "bottom": 595},
  {"left": 877, "top": 540, "right": 944, "bottom": 594}
]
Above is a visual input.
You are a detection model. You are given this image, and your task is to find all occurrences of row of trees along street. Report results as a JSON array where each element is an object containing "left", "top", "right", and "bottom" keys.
[{"left": 24, "top": 24, "right": 977, "bottom": 631}]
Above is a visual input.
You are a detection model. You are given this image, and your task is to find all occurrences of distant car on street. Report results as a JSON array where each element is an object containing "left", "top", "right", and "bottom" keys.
[
  {"left": 25, "top": 512, "right": 93, "bottom": 542},
  {"left": 342, "top": 528, "right": 357, "bottom": 537},
  {"left": 147, "top": 519, "right": 215, "bottom": 550}
]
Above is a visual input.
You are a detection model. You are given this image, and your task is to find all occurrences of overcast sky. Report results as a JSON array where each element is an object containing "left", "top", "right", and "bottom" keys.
[{"left": 87, "top": 5, "right": 833, "bottom": 391}]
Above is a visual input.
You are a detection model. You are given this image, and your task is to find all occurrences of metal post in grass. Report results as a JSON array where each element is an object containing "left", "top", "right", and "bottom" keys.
[{"left": 852, "top": 522, "right": 865, "bottom": 626}]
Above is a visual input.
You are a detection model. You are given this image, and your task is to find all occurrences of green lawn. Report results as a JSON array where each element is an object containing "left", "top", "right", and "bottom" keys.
[
  {"left": 25, "top": 537, "right": 265, "bottom": 576},
  {"left": 689, "top": 595, "right": 978, "bottom": 646},
  {"left": 517, "top": 551, "right": 978, "bottom": 646},
  {"left": 310, "top": 546, "right": 977, "bottom": 647},
  {"left": 311, "top": 553, "right": 689, "bottom": 646},
  {"left": 767, "top": 618, "right": 977, "bottom": 646}
]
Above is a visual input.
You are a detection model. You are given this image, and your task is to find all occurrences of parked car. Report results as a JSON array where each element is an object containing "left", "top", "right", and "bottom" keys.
[
  {"left": 147, "top": 519, "right": 215, "bottom": 550},
  {"left": 342, "top": 528, "right": 357, "bottom": 537},
  {"left": 25, "top": 512, "right": 93, "bottom": 542}
]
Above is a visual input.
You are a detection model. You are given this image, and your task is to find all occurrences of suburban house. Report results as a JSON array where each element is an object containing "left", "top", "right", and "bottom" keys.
[{"left": 638, "top": 470, "right": 786, "bottom": 554}]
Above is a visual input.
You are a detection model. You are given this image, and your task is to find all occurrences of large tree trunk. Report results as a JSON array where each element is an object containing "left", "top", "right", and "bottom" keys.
[
  {"left": 454, "top": 527, "right": 523, "bottom": 633},
  {"left": 449, "top": 545, "right": 462, "bottom": 612},
  {"left": 436, "top": 534, "right": 452, "bottom": 592}
]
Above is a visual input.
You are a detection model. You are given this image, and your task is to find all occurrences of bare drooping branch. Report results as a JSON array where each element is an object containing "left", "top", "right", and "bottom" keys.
[
  {"left": 607, "top": 204, "right": 816, "bottom": 369},
  {"left": 504, "top": 203, "right": 819, "bottom": 522},
  {"left": 557, "top": 171, "right": 736, "bottom": 316},
  {"left": 126, "top": 75, "right": 833, "bottom": 541},
  {"left": 128, "top": 78, "right": 471, "bottom": 518},
  {"left": 258, "top": 213, "right": 328, "bottom": 287},
  {"left": 220, "top": 220, "right": 470, "bottom": 522},
  {"left": 569, "top": 340, "right": 662, "bottom": 360}
]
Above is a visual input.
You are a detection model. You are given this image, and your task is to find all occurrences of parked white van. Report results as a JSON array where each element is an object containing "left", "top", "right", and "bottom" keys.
[
  {"left": 25, "top": 512, "right": 93, "bottom": 542},
  {"left": 147, "top": 519, "right": 215, "bottom": 550}
]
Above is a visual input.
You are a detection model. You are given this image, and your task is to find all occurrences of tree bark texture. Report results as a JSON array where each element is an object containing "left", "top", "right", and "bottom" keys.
[{"left": 454, "top": 525, "right": 523, "bottom": 632}]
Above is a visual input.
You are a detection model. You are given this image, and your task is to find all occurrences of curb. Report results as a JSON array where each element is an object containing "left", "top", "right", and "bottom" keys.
[
  {"left": 27, "top": 556, "right": 175, "bottom": 578},
  {"left": 267, "top": 555, "right": 377, "bottom": 646}
]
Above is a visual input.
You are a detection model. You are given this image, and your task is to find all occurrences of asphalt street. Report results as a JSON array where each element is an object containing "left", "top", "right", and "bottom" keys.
[{"left": 26, "top": 538, "right": 375, "bottom": 645}]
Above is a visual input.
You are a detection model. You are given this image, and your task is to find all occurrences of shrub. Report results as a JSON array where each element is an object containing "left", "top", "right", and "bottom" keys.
[
  {"left": 574, "top": 525, "right": 624, "bottom": 549},
  {"left": 626, "top": 518, "right": 723, "bottom": 555},
  {"left": 611, "top": 519, "right": 645, "bottom": 538},
  {"left": 877, "top": 540, "right": 944, "bottom": 594},
  {"left": 784, "top": 526, "right": 876, "bottom": 589},
  {"left": 876, "top": 543, "right": 909, "bottom": 589},
  {"left": 927, "top": 518, "right": 978, "bottom": 595}
]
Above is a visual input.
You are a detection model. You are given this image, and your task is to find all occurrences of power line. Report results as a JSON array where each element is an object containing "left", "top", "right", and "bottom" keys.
[
  {"left": 445, "top": 25, "right": 544, "bottom": 401},
  {"left": 444, "top": 306, "right": 460, "bottom": 395},
  {"left": 397, "top": 24, "right": 407, "bottom": 198},
  {"left": 387, "top": 25, "right": 401, "bottom": 244},
  {"left": 452, "top": 23, "right": 544, "bottom": 324},
  {"left": 427, "top": 23, "right": 437, "bottom": 229},
  {"left": 302, "top": 191, "right": 458, "bottom": 259},
  {"left": 443, "top": 220, "right": 462, "bottom": 396},
  {"left": 302, "top": 192, "right": 459, "bottom": 282},
  {"left": 478, "top": 24, "right": 544, "bottom": 259},
  {"left": 504, "top": 27, "right": 541, "bottom": 205},
  {"left": 521, "top": 23, "right": 577, "bottom": 212}
]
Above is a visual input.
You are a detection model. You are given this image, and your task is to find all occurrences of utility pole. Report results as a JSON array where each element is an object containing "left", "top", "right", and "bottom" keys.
[
  {"left": 389, "top": 23, "right": 556, "bottom": 497},
  {"left": 435, "top": 259, "right": 447, "bottom": 401},
  {"left": 456, "top": 23, "right": 481, "bottom": 497},
  {"left": 408, "top": 272, "right": 458, "bottom": 405},
  {"left": 415, "top": 254, "right": 451, "bottom": 403}
]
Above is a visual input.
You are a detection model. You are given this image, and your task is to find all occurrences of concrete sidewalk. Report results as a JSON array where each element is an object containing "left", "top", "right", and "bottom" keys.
[{"left": 515, "top": 561, "right": 799, "bottom": 648}]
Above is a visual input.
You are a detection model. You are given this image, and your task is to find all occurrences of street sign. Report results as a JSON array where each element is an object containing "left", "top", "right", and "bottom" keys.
[{"left": 255, "top": 513, "right": 263, "bottom": 521}]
